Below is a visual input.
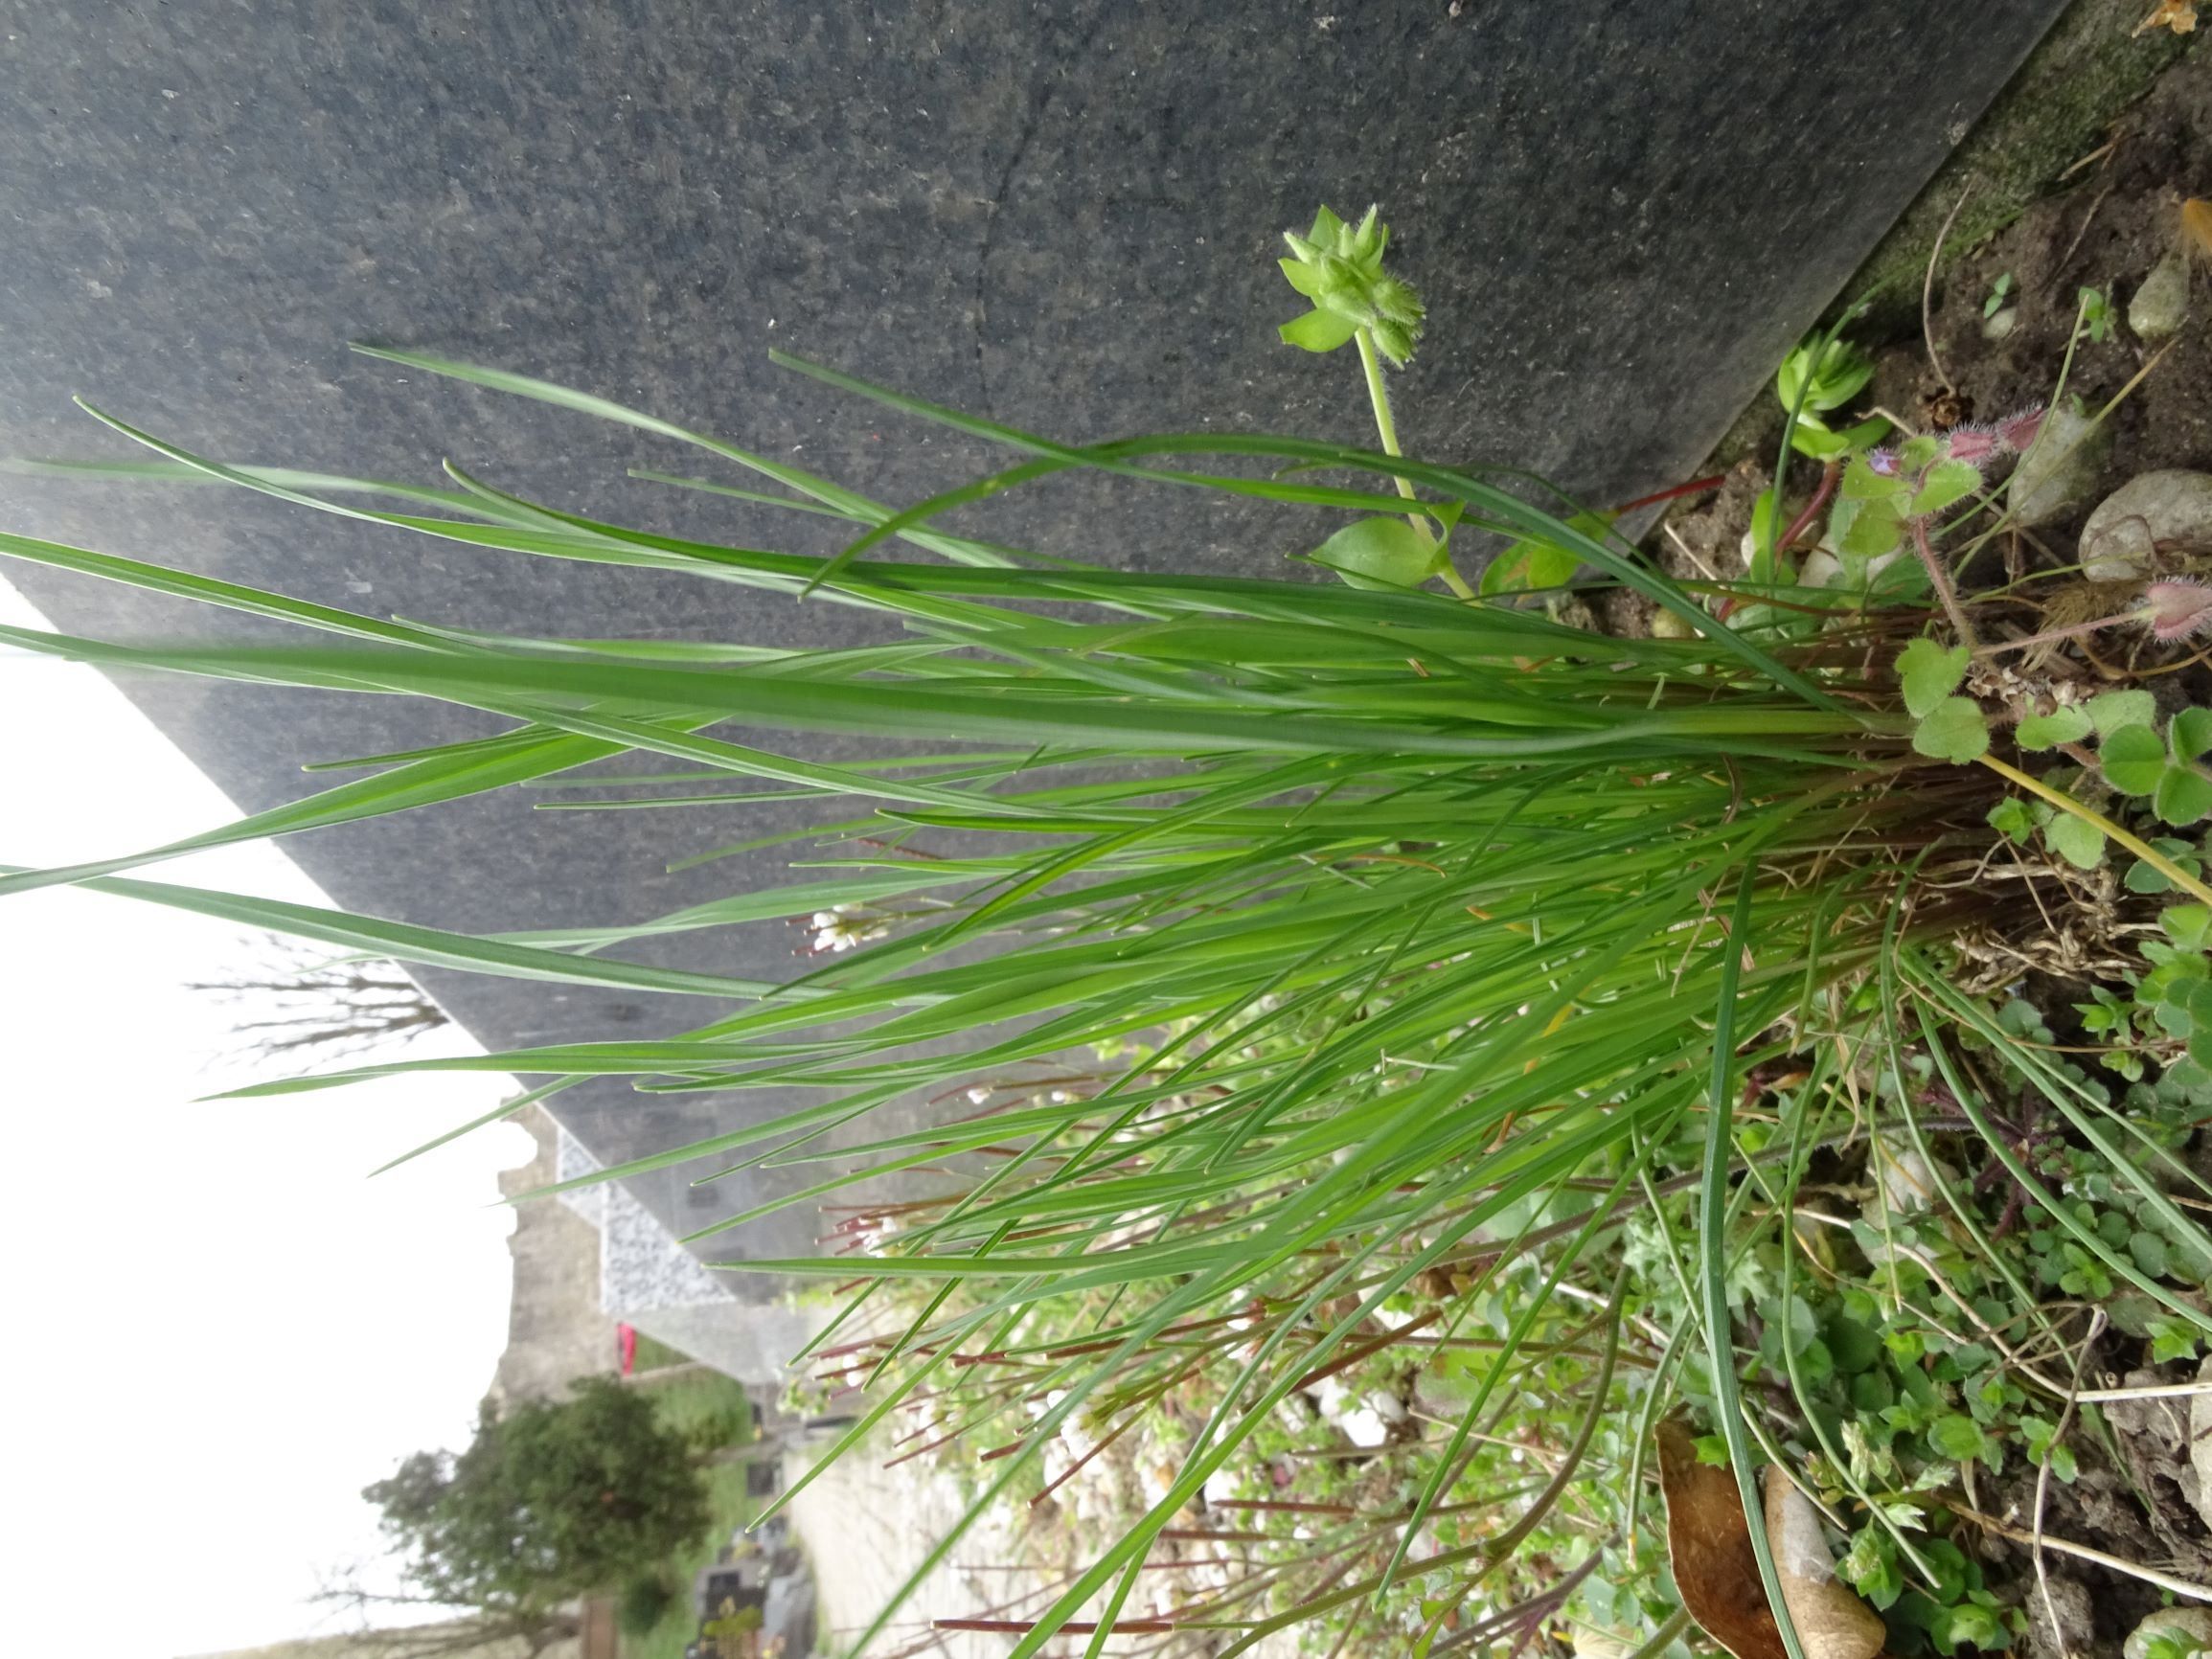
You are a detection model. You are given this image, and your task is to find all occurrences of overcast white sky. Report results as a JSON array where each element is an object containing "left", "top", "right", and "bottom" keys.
[{"left": 0, "top": 574, "right": 534, "bottom": 1659}]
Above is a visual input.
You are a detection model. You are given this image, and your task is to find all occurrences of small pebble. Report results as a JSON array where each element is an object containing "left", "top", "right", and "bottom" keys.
[
  {"left": 2130, "top": 248, "right": 2191, "bottom": 341},
  {"left": 2080, "top": 470, "right": 2212, "bottom": 582}
]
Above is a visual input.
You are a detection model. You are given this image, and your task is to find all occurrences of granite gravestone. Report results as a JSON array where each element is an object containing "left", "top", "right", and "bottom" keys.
[{"left": 1, "top": 2, "right": 2067, "bottom": 1285}]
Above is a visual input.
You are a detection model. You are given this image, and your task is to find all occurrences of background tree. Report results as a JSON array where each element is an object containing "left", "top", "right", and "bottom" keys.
[
  {"left": 364, "top": 1377, "right": 713, "bottom": 1641},
  {"left": 310, "top": 1566, "right": 581, "bottom": 1659},
  {"left": 186, "top": 932, "right": 449, "bottom": 1070}
]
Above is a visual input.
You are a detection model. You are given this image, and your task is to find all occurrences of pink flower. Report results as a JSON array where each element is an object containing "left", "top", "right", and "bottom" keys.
[
  {"left": 1995, "top": 404, "right": 2046, "bottom": 455},
  {"left": 1943, "top": 424, "right": 1999, "bottom": 466},
  {"left": 2147, "top": 579, "right": 2212, "bottom": 642}
]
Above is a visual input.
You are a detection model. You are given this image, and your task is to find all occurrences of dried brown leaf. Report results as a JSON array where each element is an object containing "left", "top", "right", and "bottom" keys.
[
  {"left": 1656, "top": 1420, "right": 1886, "bottom": 1659},
  {"left": 1657, "top": 1419, "right": 1785, "bottom": 1659}
]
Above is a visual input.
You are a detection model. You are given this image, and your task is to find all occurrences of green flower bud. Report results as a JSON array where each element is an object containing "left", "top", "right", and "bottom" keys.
[{"left": 1277, "top": 204, "right": 1425, "bottom": 366}]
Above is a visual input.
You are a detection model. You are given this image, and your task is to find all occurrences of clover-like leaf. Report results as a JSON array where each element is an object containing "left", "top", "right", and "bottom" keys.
[
  {"left": 1898, "top": 637, "right": 1971, "bottom": 718},
  {"left": 1988, "top": 798, "right": 2036, "bottom": 844},
  {"left": 2045, "top": 813, "right": 2107, "bottom": 871},
  {"left": 1907, "top": 458, "right": 1983, "bottom": 519},
  {"left": 2127, "top": 838, "right": 2201, "bottom": 893},
  {"left": 2164, "top": 904, "right": 2212, "bottom": 952},
  {"left": 2172, "top": 706, "right": 2212, "bottom": 761},
  {"left": 2102, "top": 724, "right": 2169, "bottom": 795},
  {"left": 1912, "top": 696, "right": 1990, "bottom": 762},
  {"left": 1307, "top": 516, "right": 1443, "bottom": 591},
  {"left": 2086, "top": 689, "right": 2156, "bottom": 736},
  {"left": 2156, "top": 764, "right": 2212, "bottom": 828},
  {"left": 2016, "top": 707, "right": 2092, "bottom": 750}
]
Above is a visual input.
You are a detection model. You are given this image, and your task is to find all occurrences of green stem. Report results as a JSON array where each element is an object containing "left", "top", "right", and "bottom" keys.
[
  {"left": 1979, "top": 753, "right": 2212, "bottom": 906},
  {"left": 1357, "top": 330, "right": 1475, "bottom": 599},
  {"left": 1355, "top": 330, "right": 1415, "bottom": 506}
]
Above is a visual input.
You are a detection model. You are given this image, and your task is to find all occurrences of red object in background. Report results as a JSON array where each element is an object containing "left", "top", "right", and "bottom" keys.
[{"left": 617, "top": 1322, "right": 638, "bottom": 1375}]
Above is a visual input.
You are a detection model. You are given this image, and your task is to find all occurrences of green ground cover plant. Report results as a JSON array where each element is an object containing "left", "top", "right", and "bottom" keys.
[{"left": 7, "top": 208, "right": 2212, "bottom": 1658}]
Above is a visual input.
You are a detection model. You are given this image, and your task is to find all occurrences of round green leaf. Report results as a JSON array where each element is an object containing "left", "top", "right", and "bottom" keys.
[
  {"left": 1838, "top": 495, "right": 1904, "bottom": 558},
  {"left": 1840, "top": 453, "right": 1910, "bottom": 500},
  {"left": 1927, "top": 1414, "right": 1984, "bottom": 1461},
  {"left": 2087, "top": 689, "right": 2156, "bottom": 736},
  {"left": 1278, "top": 307, "right": 1361, "bottom": 353},
  {"left": 2155, "top": 763, "right": 2212, "bottom": 827},
  {"left": 2101, "top": 723, "right": 2168, "bottom": 795},
  {"left": 1987, "top": 798, "right": 2036, "bottom": 843},
  {"left": 2015, "top": 706, "right": 2091, "bottom": 750},
  {"left": 1912, "top": 696, "right": 1990, "bottom": 762},
  {"left": 2044, "top": 812, "right": 2107, "bottom": 871},
  {"left": 1898, "top": 636, "right": 1971, "bottom": 719},
  {"left": 2161, "top": 904, "right": 2212, "bottom": 950},
  {"left": 2173, "top": 706, "right": 2212, "bottom": 761}
]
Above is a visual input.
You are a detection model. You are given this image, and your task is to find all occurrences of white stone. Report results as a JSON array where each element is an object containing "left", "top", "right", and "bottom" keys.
[{"left": 2081, "top": 470, "right": 2212, "bottom": 583}]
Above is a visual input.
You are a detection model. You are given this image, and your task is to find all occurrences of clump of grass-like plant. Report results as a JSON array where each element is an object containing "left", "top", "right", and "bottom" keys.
[{"left": 7, "top": 212, "right": 2212, "bottom": 1659}]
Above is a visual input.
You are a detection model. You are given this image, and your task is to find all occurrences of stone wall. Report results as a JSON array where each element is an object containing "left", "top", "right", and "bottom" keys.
[{"left": 489, "top": 1103, "right": 618, "bottom": 1405}]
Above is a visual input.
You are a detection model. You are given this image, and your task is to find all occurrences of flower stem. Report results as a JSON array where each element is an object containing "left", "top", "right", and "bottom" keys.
[
  {"left": 1973, "top": 611, "right": 2143, "bottom": 658},
  {"left": 1910, "top": 515, "right": 1977, "bottom": 648},
  {"left": 1357, "top": 330, "right": 1473, "bottom": 597},
  {"left": 1778, "top": 459, "right": 1842, "bottom": 552}
]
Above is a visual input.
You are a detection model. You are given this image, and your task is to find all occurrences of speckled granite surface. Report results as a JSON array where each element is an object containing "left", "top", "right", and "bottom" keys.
[{"left": 0, "top": 1, "right": 2066, "bottom": 1278}]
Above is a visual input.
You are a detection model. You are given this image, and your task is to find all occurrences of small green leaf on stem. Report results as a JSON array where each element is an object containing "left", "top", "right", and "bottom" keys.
[
  {"left": 1912, "top": 696, "right": 1990, "bottom": 762},
  {"left": 1898, "top": 637, "right": 1971, "bottom": 718},
  {"left": 1907, "top": 459, "right": 1983, "bottom": 519},
  {"left": 2155, "top": 763, "right": 2212, "bottom": 827},
  {"left": 2087, "top": 690, "right": 2156, "bottom": 735},
  {"left": 2016, "top": 707, "right": 2092, "bottom": 750},
  {"left": 2045, "top": 813, "right": 2108, "bottom": 870},
  {"left": 1987, "top": 798, "right": 2036, "bottom": 843},
  {"left": 2102, "top": 724, "right": 2168, "bottom": 795},
  {"left": 1307, "top": 516, "right": 1443, "bottom": 591}
]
